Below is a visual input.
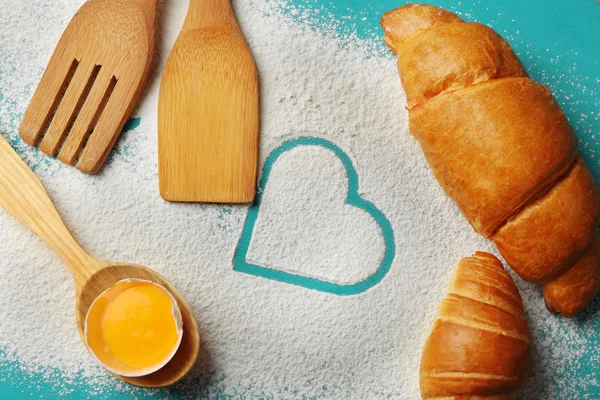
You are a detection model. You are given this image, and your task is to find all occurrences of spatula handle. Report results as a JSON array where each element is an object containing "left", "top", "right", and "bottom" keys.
[
  {"left": 0, "top": 135, "right": 95, "bottom": 283},
  {"left": 183, "top": 0, "right": 243, "bottom": 36}
]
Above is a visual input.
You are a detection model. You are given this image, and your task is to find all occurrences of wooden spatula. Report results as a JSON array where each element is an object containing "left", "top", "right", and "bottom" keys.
[
  {"left": 20, "top": 0, "right": 158, "bottom": 174},
  {"left": 158, "top": 0, "right": 260, "bottom": 203}
]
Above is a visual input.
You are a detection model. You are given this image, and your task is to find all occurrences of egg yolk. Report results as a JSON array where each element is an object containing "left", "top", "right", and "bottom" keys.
[{"left": 85, "top": 280, "right": 182, "bottom": 376}]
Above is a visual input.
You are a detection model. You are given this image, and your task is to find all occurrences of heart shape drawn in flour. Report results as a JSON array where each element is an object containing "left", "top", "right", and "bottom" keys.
[{"left": 234, "top": 136, "right": 395, "bottom": 295}]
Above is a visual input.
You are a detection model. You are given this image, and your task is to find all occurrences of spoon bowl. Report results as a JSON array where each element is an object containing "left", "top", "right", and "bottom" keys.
[
  {"left": 77, "top": 262, "right": 199, "bottom": 387},
  {"left": 0, "top": 134, "right": 199, "bottom": 387}
]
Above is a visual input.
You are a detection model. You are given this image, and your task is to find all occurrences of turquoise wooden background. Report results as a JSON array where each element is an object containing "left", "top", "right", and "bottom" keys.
[{"left": 1, "top": 0, "right": 598, "bottom": 398}]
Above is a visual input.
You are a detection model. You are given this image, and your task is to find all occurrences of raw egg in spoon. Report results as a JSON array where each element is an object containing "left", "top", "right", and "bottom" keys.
[{"left": 85, "top": 279, "right": 184, "bottom": 377}]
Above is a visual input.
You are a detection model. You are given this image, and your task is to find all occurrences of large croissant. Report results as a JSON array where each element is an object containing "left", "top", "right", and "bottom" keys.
[
  {"left": 381, "top": 4, "right": 600, "bottom": 317},
  {"left": 421, "top": 252, "right": 531, "bottom": 399}
]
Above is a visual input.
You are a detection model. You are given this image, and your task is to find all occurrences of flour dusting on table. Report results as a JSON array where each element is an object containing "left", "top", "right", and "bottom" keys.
[
  {"left": 247, "top": 144, "right": 387, "bottom": 285},
  {"left": 0, "top": 0, "right": 598, "bottom": 398}
]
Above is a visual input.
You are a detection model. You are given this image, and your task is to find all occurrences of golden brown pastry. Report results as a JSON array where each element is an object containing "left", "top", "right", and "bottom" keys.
[
  {"left": 381, "top": 4, "right": 600, "bottom": 317},
  {"left": 420, "top": 252, "right": 531, "bottom": 399}
]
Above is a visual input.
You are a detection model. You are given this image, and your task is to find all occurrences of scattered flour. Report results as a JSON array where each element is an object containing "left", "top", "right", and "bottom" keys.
[
  {"left": 0, "top": 0, "right": 597, "bottom": 398},
  {"left": 247, "top": 144, "right": 386, "bottom": 285}
]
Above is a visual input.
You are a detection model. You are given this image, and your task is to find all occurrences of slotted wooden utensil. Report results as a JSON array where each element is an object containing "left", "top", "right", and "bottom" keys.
[
  {"left": 0, "top": 133, "right": 199, "bottom": 387},
  {"left": 20, "top": 0, "right": 158, "bottom": 174},
  {"left": 158, "top": 0, "right": 260, "bottom": 203}
]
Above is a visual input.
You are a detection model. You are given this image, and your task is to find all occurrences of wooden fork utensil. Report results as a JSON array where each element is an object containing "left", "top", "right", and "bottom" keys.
[{"left": 20, "top": 0, "right": 158, "bottom": 174}]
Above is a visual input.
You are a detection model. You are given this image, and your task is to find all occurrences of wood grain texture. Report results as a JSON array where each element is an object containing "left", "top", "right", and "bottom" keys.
[
  {"left": 158, "top": 0, "right": 259, "bottom": 203},
  {"left": 0, "top": 134, "right": 199, "bottom": 387},
  {"left": 420, "top": 252, "right": 531, "bottom": 399},
  {"left": 381, "top": 3, "right": 600, "bottom": 317},
  {"left": 20, "top": 0, "right": 158, "bottom": 174}
]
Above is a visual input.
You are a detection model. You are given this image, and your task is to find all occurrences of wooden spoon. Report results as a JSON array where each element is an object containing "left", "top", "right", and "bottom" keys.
[
  {"left": 20, "top": 0, "right": 158, "bottom": 174},
  {"left": 158, "top": 0, "right": 260, "bottom": 203},
  {"left": 0, "top": 135, "right": 199, "bottom": 387}
]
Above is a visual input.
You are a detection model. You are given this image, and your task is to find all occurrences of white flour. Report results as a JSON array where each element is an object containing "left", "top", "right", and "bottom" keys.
[
  {"left": 247, "top": 144, "right": 386, "bottom": 285},
  {"left": 0, "top": 0, "right": 595, "bottom": 398}
]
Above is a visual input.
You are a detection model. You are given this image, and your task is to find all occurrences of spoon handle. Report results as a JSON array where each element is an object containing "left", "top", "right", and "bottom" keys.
[{"left": 0, "top": 135, "right": 95, "bottom": 283}]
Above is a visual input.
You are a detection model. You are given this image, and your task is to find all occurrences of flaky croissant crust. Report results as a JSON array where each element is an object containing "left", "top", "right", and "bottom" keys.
[
  {"left": 382, "top": 4, "right": 600, "bottom": 317},
  {"left": 420, "top": 252, "right": 531, "bottom": 399}
]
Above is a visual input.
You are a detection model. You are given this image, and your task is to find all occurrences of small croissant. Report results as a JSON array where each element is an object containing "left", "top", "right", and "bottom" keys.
[
  {"left": 420, "top": 252, "right": 532, "bottom": 399},
  {"left": 381, "top": 4, "right": 600, "bottom": 317}
]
